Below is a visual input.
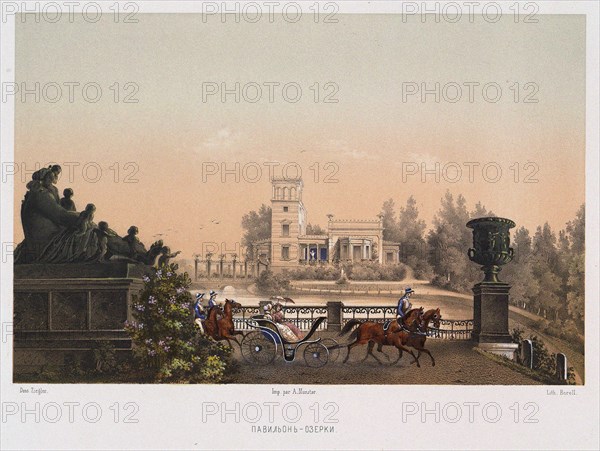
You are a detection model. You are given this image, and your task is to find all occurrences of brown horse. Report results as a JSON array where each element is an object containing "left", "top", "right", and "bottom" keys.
[
  {"left": 201, "top": 305, "right": 221, "bottom": 339},
  {"left": 394, "top": 308, "right": 441, "bottom": 366},
  {"left": 338, "top": 308, "right": 424, "bottom": 366},
  {"left": 341, "top": 307, "right": 423, "bottom": 339},
  {"left": 215, "top": 299, "right": 244, "bottom": 347}
]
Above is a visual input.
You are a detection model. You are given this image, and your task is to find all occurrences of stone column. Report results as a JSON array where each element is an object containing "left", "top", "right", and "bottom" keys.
[{"left": 326, "top": 301, "right": 343, "bottom": 332}]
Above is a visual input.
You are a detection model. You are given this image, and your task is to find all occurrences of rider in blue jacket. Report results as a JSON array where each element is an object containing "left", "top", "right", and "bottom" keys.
[
  {"left": 208, "top": 290, "right": 218, "bottom": 308},
  {"left": 397, "top": 287, "right": 415, "bottom": 329}
]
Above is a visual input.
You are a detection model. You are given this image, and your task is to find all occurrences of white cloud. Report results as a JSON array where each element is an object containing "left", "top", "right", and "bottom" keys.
[{"left": 202, "top": 127, "right": 236, "bottom": 149}]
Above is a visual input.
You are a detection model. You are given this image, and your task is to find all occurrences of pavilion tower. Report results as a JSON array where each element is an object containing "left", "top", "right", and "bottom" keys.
[{"left": 270, "top": 177, "right": 306, "bottom": 270}]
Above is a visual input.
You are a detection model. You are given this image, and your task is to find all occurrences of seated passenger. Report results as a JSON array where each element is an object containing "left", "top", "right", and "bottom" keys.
[{"left": 264, "top": 301, "right": 304, "bottom": 341}]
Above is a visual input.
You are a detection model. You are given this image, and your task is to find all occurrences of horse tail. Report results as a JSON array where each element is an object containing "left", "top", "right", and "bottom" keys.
[
  {"left": 338, "top": 319, "right": 362, "bottom": 337},
  {"left": 348, "top": 327, "right": 359, "bottom": 342}
]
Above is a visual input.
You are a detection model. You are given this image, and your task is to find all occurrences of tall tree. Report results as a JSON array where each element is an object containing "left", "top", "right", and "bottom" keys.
[
  {"left": 565, "top": 204, "right": 585, "bottom": 326},
  {"left": 470, "top": 201, "right": 495, "bottom": 219},
  {"left": 566, "top": 204, "right": 585, "bottom": 254},
  {"left": 530, "top": 222, "right": 563, "bottom": 319},
  {"left": 397, "top": 196, "right": 431, "bottom": 278},
  {"left": 427, "top": 191, "right": 475, "bottom": 290},
  {"left": 380, "top": 198, "right": 401, "bottom": 242},
  {"left": 503, "top": 226, "right": 538, "bottom": 310},
  {"left": 398, "top": 195, "right": 427, "bottom": 243},
  {"left": 241, "top": 204, "right": 272, "bottom": 259}
]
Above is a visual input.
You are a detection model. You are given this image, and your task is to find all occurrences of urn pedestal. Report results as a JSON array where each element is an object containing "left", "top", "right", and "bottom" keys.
[
  {"left": 467, "top": 217, "right": 518, "bottom": 360},
  {"left": 472, "top": 282, "right": 517, "bottom": 358}
]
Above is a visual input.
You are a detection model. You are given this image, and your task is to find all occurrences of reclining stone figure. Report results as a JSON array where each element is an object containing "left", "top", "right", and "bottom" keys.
[{"left": 15, "top": 166, "right": 163, "bottom": 265}]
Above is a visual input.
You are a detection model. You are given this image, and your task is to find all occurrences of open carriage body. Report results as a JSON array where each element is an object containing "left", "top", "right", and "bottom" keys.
[{"left": 241, "top": 315, "right": 339, "bottom": 367}]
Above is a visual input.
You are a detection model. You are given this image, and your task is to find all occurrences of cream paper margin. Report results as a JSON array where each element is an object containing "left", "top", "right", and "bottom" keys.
[{"left": 0, "top": 1, "right": 598, "bottom": 449}]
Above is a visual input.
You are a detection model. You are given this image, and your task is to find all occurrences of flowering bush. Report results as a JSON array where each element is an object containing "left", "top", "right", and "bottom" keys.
[{"left": 125, "top": 263, "right": 231, "bottom": 383}]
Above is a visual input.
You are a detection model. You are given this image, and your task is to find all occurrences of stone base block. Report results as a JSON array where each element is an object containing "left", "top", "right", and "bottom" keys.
[
  {"left": 478, "top": 342, "right": 519, "bottom": 360},
  {"left": 13, "top": 262, "right": 148, "bottom": 375}
]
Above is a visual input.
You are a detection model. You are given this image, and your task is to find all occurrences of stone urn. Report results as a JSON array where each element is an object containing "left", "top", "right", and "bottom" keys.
[{"left": 466, "top": 217, "right": 515, "bottom": 283}]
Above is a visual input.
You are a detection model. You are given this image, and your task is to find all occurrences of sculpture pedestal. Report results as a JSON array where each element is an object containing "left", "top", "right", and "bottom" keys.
[
  {"left": 472, "top": 282, "right": 517, "bottom": 360},
  {"left": 13, "top": 262, "right": 149, "bottom": 376}
]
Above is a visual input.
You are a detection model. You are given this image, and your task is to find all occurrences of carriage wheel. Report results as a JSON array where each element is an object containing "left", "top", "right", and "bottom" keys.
[
  {"left": 377, "top": 344, "right": 402, "bottom": 366},
  {"left": 304, "top": 342, "right": 329, "bottom": 368},
  {"left": 321, "top": 338, "right": 341, "bottom": 363},
  {"left": 241, "top": 331, "right": 276, "bottom": 365}
]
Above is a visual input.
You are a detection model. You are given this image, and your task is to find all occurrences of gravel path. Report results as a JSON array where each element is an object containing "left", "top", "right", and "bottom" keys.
[{"left": 229, "top": 336, "right": 541, "bottom": 385}]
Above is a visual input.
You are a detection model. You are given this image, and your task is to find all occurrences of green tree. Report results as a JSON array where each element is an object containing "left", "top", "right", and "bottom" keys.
[
  {"left": 241, "top": 204, "right": 272, "bottom": 259},
  {"left": 470, "top": 201, "right": 495, "bottom": 219},
  {"left": 530, "top": 223, "right": 563, "bottom": 319},
  {"left": 503, "top": 226, "right": 539, "bottom": 310},
  {"left": 380, "top": 198, "right": 401, "bottom": 242},
  {"left": 566, "top": 253, "right": 584, "bottom": 325},
  {"left": 566, "top": 204, "right": 585, "bottom": 254},
  {"left": 397, "top": 196, "right": 431, "bottom": 279},
  {"left": 565, "top": 204, "right": 585, "bottom": 326},
  {"left": 398, "top": 195, "right": 427, "bottom": 243},
  {"left": 427, "top": 191, "right": 475, "bottom": 290}
]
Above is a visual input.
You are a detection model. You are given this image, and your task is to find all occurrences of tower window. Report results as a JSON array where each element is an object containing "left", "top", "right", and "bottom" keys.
[
  {"left": 283, "top": 206, "right": 288, "bottom": 212},
  {"left": 282, "top": 224, "right": 290, "bottom": 237},
  {"left": 281, "top": 246, "right": 290, "bottom": 260}
]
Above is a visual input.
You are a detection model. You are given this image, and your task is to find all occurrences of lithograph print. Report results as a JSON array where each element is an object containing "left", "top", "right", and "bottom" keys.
[{"left": 1, "top": 2, "right": 598, "bottom": 450}]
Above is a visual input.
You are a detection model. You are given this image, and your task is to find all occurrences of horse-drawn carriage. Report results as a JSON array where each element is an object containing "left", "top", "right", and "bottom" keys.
[
  {"left": 241, "top": 315, "right": 341, "bottom": 367},
  {"left": 198, "top": 296, "right": 440, "bottom": 369}
]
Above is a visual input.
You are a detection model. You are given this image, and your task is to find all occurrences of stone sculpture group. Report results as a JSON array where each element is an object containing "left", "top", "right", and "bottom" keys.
[{"left": 15, "top": 164, "right": 172, "bottom": 266}]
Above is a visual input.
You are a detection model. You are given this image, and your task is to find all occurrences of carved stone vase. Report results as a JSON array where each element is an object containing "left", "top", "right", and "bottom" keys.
[{"left": 467, "top": 217, "right": 516, "bottom": 283}]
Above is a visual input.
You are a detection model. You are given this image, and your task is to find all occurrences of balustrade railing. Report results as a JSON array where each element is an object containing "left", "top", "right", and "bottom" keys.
[
  {"left": 427, "top": 319, "right": 474, "bottom": 340},
  {"left": 231, "top": 304, "right": 472, "bottom": 338},
  {"left": 342, "top": 306, "right": 397, "bottom": 322}
]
